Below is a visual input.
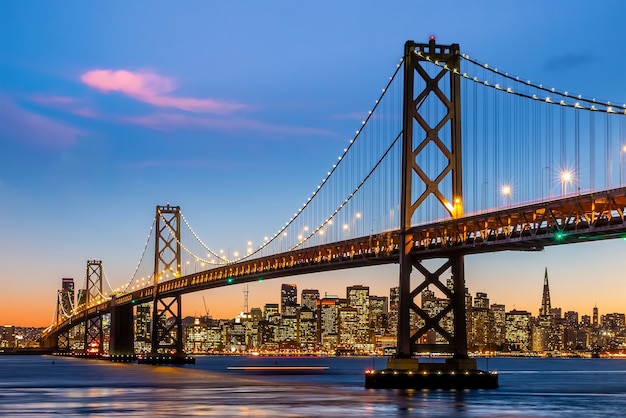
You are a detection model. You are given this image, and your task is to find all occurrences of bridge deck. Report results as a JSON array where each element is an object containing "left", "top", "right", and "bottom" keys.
[{"left": 43, "top": 187, "right": 626, "bottom": 340}]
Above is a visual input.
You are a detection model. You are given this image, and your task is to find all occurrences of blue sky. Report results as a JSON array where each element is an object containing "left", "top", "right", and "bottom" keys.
[{"left": 1, "top": 1, "right": 625, "bottom": 326}]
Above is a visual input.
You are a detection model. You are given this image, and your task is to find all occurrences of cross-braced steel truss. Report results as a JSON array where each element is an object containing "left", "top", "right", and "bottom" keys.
[
  {"left": 84, "top": 260, "right": 103, "bottom": 354},
  {"left": 398, "top": 39, "right": 468, "bottom": 358},
  {"left": 151, "top": 205, "right": 183, "bottom": 354}
]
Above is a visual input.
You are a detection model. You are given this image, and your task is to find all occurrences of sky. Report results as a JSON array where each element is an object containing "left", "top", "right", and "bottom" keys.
[{"left": 1, "top": 1, "right": 625, "bottom": 327}]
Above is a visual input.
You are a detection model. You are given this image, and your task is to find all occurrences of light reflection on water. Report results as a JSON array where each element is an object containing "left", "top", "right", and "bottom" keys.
[{"left": 0, "top": 356, "right": 625, "bottom": 417}]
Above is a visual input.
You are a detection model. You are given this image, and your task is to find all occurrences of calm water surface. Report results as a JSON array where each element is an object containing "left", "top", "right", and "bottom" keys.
[{"left": 1, "top": 355, "right": 625, "bottom": 417}]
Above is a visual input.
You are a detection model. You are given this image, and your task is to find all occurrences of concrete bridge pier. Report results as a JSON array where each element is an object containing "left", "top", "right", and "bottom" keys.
[{"left": 110, "top": 303, "right": 134, "bottom": 355}]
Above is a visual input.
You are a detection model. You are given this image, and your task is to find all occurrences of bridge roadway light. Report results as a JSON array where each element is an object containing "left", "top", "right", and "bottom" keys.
[
  {"left": 560, "top": 170, "right": 573, "bottom": 196},
  {"left": 501, "top": 185, "right": 512, "bottom": 208}
]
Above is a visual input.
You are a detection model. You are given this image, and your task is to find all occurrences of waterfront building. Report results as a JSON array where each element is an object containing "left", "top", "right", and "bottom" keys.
[
  {"left": 369, "top": 295, "right": 388, "bottom": 336},
  {"left": 347, "top": 285, "right": 371, "bottom": 349},
  {"left": 226, "top": 321, "right": 246, "bottom": 351},
  {"left": 264, "top": 303, "right": 280, "bottom": 324},
  {"left": 338, "top": 307, "right": 358, "bottom": 349},
  {"left": 281, "top": 284, "right": 298, "bottom": 314},
  {"left": 257, "top": 319, "right": 277, "bottom": 350},
  {"left": 278, "top": 314, "right": 298, "bottom": 349},
  {"left": 301, "top": 289, "right": 320, "bottom": 311},
  {"left": 184, "top": 317, "right": 207, "bottom": 353},
  {"left": 580, "top": 315, "right": 591, "bottom": 328},
  {"left": 1, "top": 326, "right": 15, "bottom": 348},
  {"left": 387, "top": 286, "right": 399, "bottom": 337},
  {"left": 470, "top": 292, "right": 490, "bottom": 351},
  {"left": 564, "top": 311, "right": 578, "bottom": 328},
  {"left": 505, "top": 309, "right": 531, "bottom": 352},
  {"left": 317, "top": 296, "right": 339, "bottom": 351},
  {"left": 535, "top": 268, "right": 561, "bottom": 352},
  {"left": 601, "top": 313, "right": 626, "bottom": 331},
  {"left": 297, "top": 307, "right": 317, "bottom": 350},
  {"left": 490, "top": 303, "right": 506, "bottom": 350}
]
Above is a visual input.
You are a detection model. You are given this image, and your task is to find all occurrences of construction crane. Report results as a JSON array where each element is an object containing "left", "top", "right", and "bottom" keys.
[{"left": 202, "top": 296, "right": 211, "bottom": 319}]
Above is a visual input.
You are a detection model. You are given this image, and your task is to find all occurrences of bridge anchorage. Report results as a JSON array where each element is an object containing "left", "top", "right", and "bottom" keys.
[{"left": 365, "top": 38, "right": 497, "bottom": 389}]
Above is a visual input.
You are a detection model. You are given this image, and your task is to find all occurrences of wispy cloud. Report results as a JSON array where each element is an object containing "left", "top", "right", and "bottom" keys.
[
  {"left": 81, "top": 69, "right": 251, "bottom": 114},
  {"left": 30, "top": 94, "right": 99, "bottom": 118},
  {"left": 544, "top": 53, "right": 595, "bottom": 71},
  {"left": 122, "top": 112, "right": 339, "bottom": 137},
  {"left": 330, "top": 111, "right": 369, "bottom": 121},
  {"left": 0, "top": 96, "right": 83, "bottom": 149}
]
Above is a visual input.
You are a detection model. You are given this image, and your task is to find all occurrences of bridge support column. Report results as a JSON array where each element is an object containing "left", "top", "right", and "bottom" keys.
[
  {"left": 57, "top": 330, "right": 70, "bottom": 352},
  {"left": 144, "top": 204, "right": 193, "bottom": 364},
  {"left": 151, "top": 295, "right": 183, "bottom": 355},
  {"left": 83, "top": 260, "right": 104, "bottom": 355},
  {"left": 110, "top": 303, "right": 135, "bottom": 355},
  {"left": 367, "top": 38, "right": 496, "bottom": 388},
  {"left": 84, "top": 314, "right": 103, "bottom": 355}
]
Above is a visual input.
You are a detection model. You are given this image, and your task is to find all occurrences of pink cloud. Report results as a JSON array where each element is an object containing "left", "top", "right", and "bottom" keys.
[
  {"left": 0, "top": 96, "right": 83, "bottom": 149},
  {"left": 81, "top": 69, "right": 250, "bottom": 114}
]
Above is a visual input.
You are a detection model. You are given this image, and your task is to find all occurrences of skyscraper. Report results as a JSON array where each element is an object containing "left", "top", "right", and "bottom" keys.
[
  {"left": 539, "top": 268, "right": 551, "bottom": 319},
  {"left": 60, "top": 278, "right": 75, "bottom": 316},
  {"left": 301, "top": 289, "right": 320, "bottom": 311},
  {"left": 536, "top": 268, "right": 558, "bottom": 352},
  {"left": 281, "top": 283, "right": 298, "bottom": 315},
  {"left": 318, "top": 296, "right": 340, "bottom": 351},
  {"left": 347, "top": 285, "right": 371, "bottom": 349}
]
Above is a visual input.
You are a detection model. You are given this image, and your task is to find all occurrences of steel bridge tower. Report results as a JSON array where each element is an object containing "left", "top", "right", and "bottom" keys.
[
  {"left": 84, "top": 260, "right": 104, "bottom": 354},
  {"left": 151, "top": 204, "right": 184, "bottom": 355},
  {"left": 55, "top": 291, "right": 70, "bottom": 350},
  {"left": 394, "top": 38, "right": 471, "bottom": 365}
]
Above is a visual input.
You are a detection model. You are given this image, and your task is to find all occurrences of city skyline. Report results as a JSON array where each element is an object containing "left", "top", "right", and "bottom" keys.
[{"left": 1, "top": 2, "right": 626, "bottom": 327}]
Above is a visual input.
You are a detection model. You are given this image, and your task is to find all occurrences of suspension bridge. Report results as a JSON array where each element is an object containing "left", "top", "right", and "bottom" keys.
[{"left": 40, "top": 39, "right": 626, "bottom": 387}]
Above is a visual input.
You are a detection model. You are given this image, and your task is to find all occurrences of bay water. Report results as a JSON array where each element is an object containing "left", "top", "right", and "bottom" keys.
[{"left": 1, "top": 355, "right": 625, "bottom": 417}]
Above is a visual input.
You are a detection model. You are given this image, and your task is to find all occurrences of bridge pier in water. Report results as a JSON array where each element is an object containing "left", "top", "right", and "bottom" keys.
[
  {"left": 143, "top": 205, "right": 194, "bottom": 364},
  {"left": 365, "top": 38, "right": 497, "bottom": 389},
  {"left": 109, "top": 303, "right": 134, "bottom": 355},
  {"left": 366, "top": 253, "right": 497, "bottom": 389}
]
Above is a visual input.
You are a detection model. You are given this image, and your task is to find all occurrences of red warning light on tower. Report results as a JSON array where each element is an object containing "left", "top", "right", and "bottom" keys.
[{"left": 429, "top": 35, "right": 436, "bottom": 42}]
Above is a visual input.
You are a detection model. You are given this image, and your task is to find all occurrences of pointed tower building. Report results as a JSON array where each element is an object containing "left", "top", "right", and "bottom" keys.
[
  {"left": 539, "top": 267, "right": 552, "bottom": 320},
  {"left": 534, "top": 267, "right": 558, "bottom": 353}
]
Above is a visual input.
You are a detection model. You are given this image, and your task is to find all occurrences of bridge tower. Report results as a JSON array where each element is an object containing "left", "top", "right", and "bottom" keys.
[
  {"left": 395, "top": 38, "right": 470, "bottom": 363},
  {"left": 55, "top": 291, "right": 70, "bottom": 351},
  {"left": 151, "top": 204, "right": 184, "bottom": 355},
  {"left": 84, "top": 260, "right": 104, "bottom": 355}
]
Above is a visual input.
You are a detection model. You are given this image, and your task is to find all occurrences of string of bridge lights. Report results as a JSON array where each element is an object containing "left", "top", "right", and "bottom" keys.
[
  {"left": 118, "top": 218, "right": 157, "bottom": 294},
  {"left": 180, "top": 212, "right": 229, "bottom": 263},
  {"left": 157, "top": 58, "right": 405, "bottom": 266},
  {"left": 289, "top": 131, "right": 402, "bottom": 251},
  {"left": 159, "top": 212, "right": 226, "bottom": 268},
  {"left": 412, "top": 49, "right": 626, "bottom": 115},
  {"left": 218, "top": 57, "right": 405, "bottom": 259},
  {"left": 102, "top": 266, "right": 117, "bottom": 298}
]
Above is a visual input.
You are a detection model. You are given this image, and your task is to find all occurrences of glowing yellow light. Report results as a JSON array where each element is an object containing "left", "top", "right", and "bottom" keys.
[{"left": 560, "top": 170, "right": 572, "bottom": 182}]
